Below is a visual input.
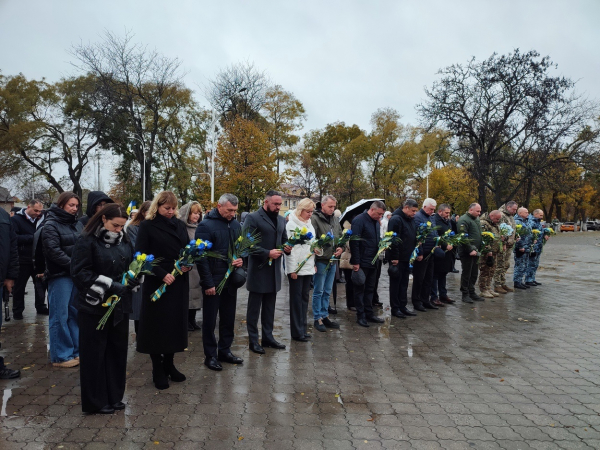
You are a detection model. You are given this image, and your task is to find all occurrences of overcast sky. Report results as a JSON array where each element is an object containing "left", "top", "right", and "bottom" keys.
[{"left": 2, "top": 0, "right": 599, "bottom": 133}]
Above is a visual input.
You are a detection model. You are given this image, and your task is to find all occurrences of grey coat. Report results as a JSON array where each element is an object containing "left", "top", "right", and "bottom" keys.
[
  {"left": 244, "top": 207, "right": 288, "bottom": 293},
  {"left": 180, "top": 202, "right": 203, "bottom": 309}
]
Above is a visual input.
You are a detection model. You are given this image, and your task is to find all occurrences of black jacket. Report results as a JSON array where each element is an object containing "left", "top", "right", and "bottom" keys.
[
  {"left": 387, "top": 208, "right": 417, "bottom": 262},
  {"left": 11, "top": 209, "right": 42, "bottom": 264},
  {"left": 414, "top": 208, "right": 437, "bottom": 254},
  {"left": 195, "top": 208, "right": 241, "bottom": 289},
  {"left": 432, "top": 213, "right": 454, "bottom": 274},
  {"left": 70, "top": 229, "right": 134, "bottom": 317},
  {"left": 42, "top": 205, "right": 84, "bottom": 279},
  {"left": 0, "top": 208, "right": 20, "bottom": 284},
  {"left": 349, "top": 210, "right": 380, "bottom": 268},
  {"left": 79, "top": 191, "right": 113, "bottom": 226}
]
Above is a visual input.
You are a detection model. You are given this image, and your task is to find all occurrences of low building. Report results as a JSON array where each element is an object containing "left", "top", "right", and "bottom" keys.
[{"left": 0, "top": 186, "right": 18, "bottom": 212}]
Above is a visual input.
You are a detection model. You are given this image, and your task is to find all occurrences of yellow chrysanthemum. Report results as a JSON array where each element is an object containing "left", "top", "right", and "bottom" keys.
[
  {"left": 427, "top": 221, "right": 431, "bottom": 226},
  {"left": 532, "top": 229, "right": 540, "bottom": 235},
  {"left": 385, "top": 231, "right": 394, "bottom": 237},
  {"left": 301, "top": 227, "right": 308, "bottom": 234}
]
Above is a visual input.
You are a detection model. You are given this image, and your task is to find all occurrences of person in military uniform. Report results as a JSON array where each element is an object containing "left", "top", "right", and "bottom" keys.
[
  {"left": 494, "top": 201, "right": 518, "bottom": 294},
  {"left": 513, "top": 207, "right": 532, "bottom": 290},
  {"left": 525, "top": 209, "right": 546, "bottom": 287},
  {"left": 478, "top": 210, "right": 503, "bottom": 298}
]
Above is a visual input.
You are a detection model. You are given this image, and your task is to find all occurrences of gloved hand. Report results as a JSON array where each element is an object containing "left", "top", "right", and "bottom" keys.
[
  {"left": 110, "top": 282, "right": 128, "bottom": 298},
  {"left": 126, "top": 277, "right": 141, "bottom": 291},
  {"left": 530, "top": 252, "right": 537, "bottom": 258}
]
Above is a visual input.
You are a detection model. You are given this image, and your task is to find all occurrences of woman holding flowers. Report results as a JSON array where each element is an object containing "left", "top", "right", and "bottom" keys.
[
  {"left": 134, "top": 191, "right": 192, "bottom": 390},
  {"left": 179, "top": 201, "right": 204, "bottom": 331},
  {"left": 285, "top": 199, "right": 318, "bottom": 341},
  {"left": 71, "top": 204, "right": 136, "bottom": 414}
]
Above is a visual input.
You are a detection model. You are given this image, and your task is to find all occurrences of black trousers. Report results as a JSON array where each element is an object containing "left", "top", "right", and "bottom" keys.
[
  {"left": 353, "top": 267, "right": 377, "bottom": 320},
  {"left": 13, "top": 262, "right": 46, "bottom": 314},
  {"left": 372, "top": 260, "right": 383, "bottom": 302},
  {"left": 389, "top": 261, "right": 411, "bottom": 313},
  {"left": 411, "top": 257, "right": 435, "bottom": 307},
  {"left": 78, "top": 311, "right": 129, "bottom": 413},
  {"left": 247, "top": 291, "right": 277, "bottom": 344},
  {"left": 288, "top": 275, "right": 311, "bottom": 339},
  {"left": 342, "top": 269, "right": 355, "bottom": 309},
  {"left": 202, "top": 287, "right": 237, "bottom": 358},
  {"left": 460, "top": 255, "right": 479, "bottom": 295}
]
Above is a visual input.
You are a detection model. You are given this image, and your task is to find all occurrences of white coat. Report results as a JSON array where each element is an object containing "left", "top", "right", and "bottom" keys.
[{"left": 284, "top": 211, "right": 317, "bottom": 276}]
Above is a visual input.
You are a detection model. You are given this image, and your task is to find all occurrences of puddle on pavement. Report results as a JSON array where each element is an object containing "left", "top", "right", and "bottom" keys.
[{"left": 1, "top": 388, "right": 12, "bottom": 416}]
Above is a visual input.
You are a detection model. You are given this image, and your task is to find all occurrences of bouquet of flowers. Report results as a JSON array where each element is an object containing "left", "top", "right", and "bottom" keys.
[
  {"left": 151, "top": 239, "right": 222, "bottom": 301},
  {"left": 435, "top": 229, "right": 470, "bottom": 251},
  {"left": 216, "top": 229, "right": 261, "bottom": 294},
  {"left": 530, "top": 229, "right": 541, "bottom": 254},
  {"left": 480, "top": 231, "right": 498, "bottom": 255},
  {"left": 97, "top": 252, "right": 158, "bottom": 330},
  {"left": 265, "top": 226, "right": 313, "bottom": 267},
  {"left": 541, "top": 227, "right": 556, "bottom": 251},
  {"left": 294, "top": 231, "right": 334, "bottom": 274},
  {"left": 409, "top": 221, "right": 437, "bottom": 266},
  {"left": 372, "top": 231, "right": 401, "bottom": 265},
  {"left": 499, "top": 223, "right": 514, "bottom": 239},
  {"left": 515, "top": 223, "right": 530, "bottom": 239},
  {"left": 325, "top": 229, "right": 362, "bottom": 271}
]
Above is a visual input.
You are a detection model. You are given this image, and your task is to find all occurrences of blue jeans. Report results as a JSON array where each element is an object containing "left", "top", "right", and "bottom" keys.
[
  {"left": 312, "top": 261, "right": 336, "bottom": 320},
  {"left": 48, "top": 276, "right": 79, "bottom": 363}
]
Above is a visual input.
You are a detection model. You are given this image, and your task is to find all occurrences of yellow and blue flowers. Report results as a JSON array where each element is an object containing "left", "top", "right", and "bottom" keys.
[
  {"left": 372, "top": 231, "right": 401, "bottom": 265},
  {"left": 216, "top": 228, "right": 261, "bottom": 295}
]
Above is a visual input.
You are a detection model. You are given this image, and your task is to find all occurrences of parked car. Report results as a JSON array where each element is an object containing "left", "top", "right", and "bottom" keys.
[
  {"left": 560, "top": 222, "right": 575, "bottom": 232},
  {"left": 586, "top": 221, "right": 599, "bottom": 231}
]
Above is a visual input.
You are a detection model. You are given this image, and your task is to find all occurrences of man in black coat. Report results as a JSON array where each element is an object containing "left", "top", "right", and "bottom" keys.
[
  {"left": 388, "top": 199, "right": 419, "bottom": 318},
  {"left": 79, "top": 191, "right": 113, "bottom": 227},
  {"left": 349, "top": 201, "right": 386, "bottom": 327},
  {"left": 244, "top": 190, "right": 291, "bottom": 354},
  {"left": 412, "top": 198, "right": 439, "bottom": 311},
  {"left": 10, "top": 200, "right": 47, "bottom": 318},
  {"left": 430, "top": 204, "right": 455, "bottom": 305},
  {"left": 195, "top": 194, "right": 244, "bottom": 370},
  {"left": 0, "top": 207, "right": 21, "bottom": 379}
]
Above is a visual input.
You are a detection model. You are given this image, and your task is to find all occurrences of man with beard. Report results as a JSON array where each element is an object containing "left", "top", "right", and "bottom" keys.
[
  {"left": 430, "top": 204, "right": 455, "bottom": 305},
  {"left": 244, "top": 190, "right": 291, "bottom": 354},
  {"left": 388, "top": 199, "right": 419, "bottom": 318},
  {"left": 494, "top": 201, "right": 518, "bottom": 294},
  {"left": 196, "top": 194, "right": 244, "bottom": 371}
]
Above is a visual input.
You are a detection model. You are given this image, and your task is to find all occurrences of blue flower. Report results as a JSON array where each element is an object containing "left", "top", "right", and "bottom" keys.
[
  {"left": 199, "top": 242, "right": 206, "bottom": 250},
  {"left": 450, "top": 231, "right": 455, "bottom": 236},
  {"left": 146, "top": 254, "right": 155, "bottom": 262},
  {"left": 327, "top": 231, "right": 334, "bottom": 238},
  {"left": 346, "top": 230, "right": 353, "bottom": 236},
  {"left": 134, "top": 251, "right": 141, "bottom": 258},
  {"left": 247, "top": 233, "right": 252, "bottom": 238},
  {"left": 464, "top": 233, "right": 469, "bottom": 237},
  {"left": 190, "top": 239, "right": 196, "bottom": 245},
  {"left": 207, "top": 241, "right": 213, "bottom": 249},
  {"left": 306, "top": 232, "right": 313, "bottom": 239},
  {"left": 392, "top": 232, "right": 397, "bottom": 237}
]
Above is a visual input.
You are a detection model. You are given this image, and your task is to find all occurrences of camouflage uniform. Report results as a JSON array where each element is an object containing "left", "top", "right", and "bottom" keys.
[
  {"left": 494, "top": 204, "right": 517, "bottom": 288},
  {"left": 526, "top": 215, "right": 543, "bottom": 283},
  {"left": 478, "top": 215, "right": 501, "bottom": 296},
  {"left": 513, "top": 215, "right": 532, "bottom": 284}
]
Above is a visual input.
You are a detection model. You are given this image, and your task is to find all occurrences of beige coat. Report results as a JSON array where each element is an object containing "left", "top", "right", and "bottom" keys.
[{"left": 180, "top": 202, "right": 203, "bottom": 310}]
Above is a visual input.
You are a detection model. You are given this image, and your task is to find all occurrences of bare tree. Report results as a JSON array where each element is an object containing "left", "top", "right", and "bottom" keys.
[{"left": 71, "top": 30, "right": 187, "bottom": 199}]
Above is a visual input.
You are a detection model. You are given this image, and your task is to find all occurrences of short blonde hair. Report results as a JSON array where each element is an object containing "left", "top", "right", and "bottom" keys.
[
  {"left": 295, "top": 198, "right": 315, "bottom": 218},
  {"left": 190, "top": 202, "right": 203, "bottom": 215},
  {"left": 146, "top": 191, "right": 179, "bottom": 220}
]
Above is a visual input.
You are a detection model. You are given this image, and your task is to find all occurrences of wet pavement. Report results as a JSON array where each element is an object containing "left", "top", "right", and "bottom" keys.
[{"left": 1, "top": 231, "right": 600, "bottom": 449}]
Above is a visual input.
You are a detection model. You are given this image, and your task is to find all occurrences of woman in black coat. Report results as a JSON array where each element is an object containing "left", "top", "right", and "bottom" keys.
[
  {"left": 71, "top": 204, "right": 136, "bottom": 414},
  {"left": 134, "top": 191, "right": 191, "bottom": 390}
]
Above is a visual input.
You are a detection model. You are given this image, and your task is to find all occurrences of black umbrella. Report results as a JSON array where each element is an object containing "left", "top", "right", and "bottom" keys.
[{"left": 339, "top": 198, "right": 385, "bottom": 226}]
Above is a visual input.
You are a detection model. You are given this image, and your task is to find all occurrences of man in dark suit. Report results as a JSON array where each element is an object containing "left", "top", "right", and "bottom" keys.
[{"left": 244, "top": 190, "right": 291, "bottom": 354}]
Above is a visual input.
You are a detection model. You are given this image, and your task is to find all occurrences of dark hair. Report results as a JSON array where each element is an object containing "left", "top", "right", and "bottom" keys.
[
  {"left": 11, "top": 206, "right": 21, "bottom": 213},
  {"left": 56, "top": 192, "right": 81, "bottom": 210},
  {"left": 265, "top": 190, "right": 281, "bottom": 199},
  {"left": 403, "top": 198, "right": 418, "bottom": 208},
  {"left": 438, "top": 203, "right": 451, "bottom": 212},
  {"left": 83, "top": 203, "right": 128, "bottom": 235},
  {"left": 506, "top": 201, "right": 518, "bottom": 208},
  {"left": 129, "top": 200, "right": 151, "bottom": 227},
  {"left": 370, "top": 200, "right": 386, "bottom": 210}
]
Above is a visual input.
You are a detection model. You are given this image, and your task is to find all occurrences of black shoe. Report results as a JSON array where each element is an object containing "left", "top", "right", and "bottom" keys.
[
  {"left": 414, "top": 305, "right": 427, "bottom": 312},
  {"left": 13, "top": 312, "right": 23, "bottom": 320},
  {"left": 217, "top": 352, "right": 243, "bottom": 365},
  {"left": 328, "top": 307, "right": 338, "bottom": 315},
  {"left": 534, "top": 281, "right": 542, "bottom": 285},
  {"left": 422, "top": 303, "right": 439, "bottom": 310},
  {"left": 366, "top": 316, "right": 384, "bottom": 323},
  {"left": 292, "top": 336, "right": 309, "bottom": 342},
  {"left": 357, "top": 318, "right": 370, "bottom": 327},
  {"left": 525, "top": 282, "right": 536, "bottom": 287},
  {"left": 36, "top": 307, "right": 49, "bottom": 315},
  {"left": 469, "top": 294, "right": 484, "bottom": 301},
  {"left": 0, "top": 368, "right": 20, "bottom": 379},
  {"left": 400, "top": 309, "right": 417, "bottom": 316},
  {"left": 314, "top": 320, "right": 327, "bottom": 332},
  {"left": 262, "top": 339, "right": 286, "bottom": 350},
  {"left": 322, "top": 317, "right": 340, "bottom": 329},
  {"left": 163, "top": 363, "right": 186, "bottom": 382},
  {"left": 391, "top": 310, "right": 406, "bottom": 318},
  {"left": 373, "top": 301, "right": 384, "bottom": 307},
  {"left": 462, "top": 296, "right": 474, "bottom": 304},
  {"left": 304, "top": 333, "right": 312, "bottom": 339},
  {"left": 348, "top": 306, "right": 357, "bottom": 311},
  {"left": 204, "top": 357, "right": 223, "bottom": 371},
  {"left": 451, "top": 269, "right": 460, "bottom": 273},
  {"left": 514, "top": 282, "right": 527, "bottom": 290},
  {"left": 95, "top": 405, "right": 115, "bottom": 415},
  {"left": 112, "top": 401, "right": 126, "bottom": 410},
  {"left": 249, "top": 342, "right": 265, "bottom": 354}
]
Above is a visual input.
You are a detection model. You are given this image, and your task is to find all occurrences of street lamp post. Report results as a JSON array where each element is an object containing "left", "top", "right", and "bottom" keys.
[{"left": 130, "top": 135, "right": 146, "bottom": 202}]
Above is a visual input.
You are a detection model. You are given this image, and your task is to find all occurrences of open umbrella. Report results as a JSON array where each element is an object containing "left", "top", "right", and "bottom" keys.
[{"left": 339, "top": 198, "right": 385, "bottom": 226}]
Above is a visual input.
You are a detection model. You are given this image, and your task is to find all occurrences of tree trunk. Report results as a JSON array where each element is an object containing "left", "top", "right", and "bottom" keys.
[{"left": 477, "top": 181, "right": 488, "bottom": 212}]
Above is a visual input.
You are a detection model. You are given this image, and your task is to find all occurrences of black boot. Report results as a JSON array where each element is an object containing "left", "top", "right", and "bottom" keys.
[
  {"left": 150, "top": 354, "right": 169, "bottom": 390},
  {"left": 162, "top": 353, "right": 186, "bottom": 382}
]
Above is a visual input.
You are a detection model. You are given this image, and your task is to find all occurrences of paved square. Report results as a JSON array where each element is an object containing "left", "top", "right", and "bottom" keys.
[{"left": 1, "top": 232, "right": 599, "bottom": 449}]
